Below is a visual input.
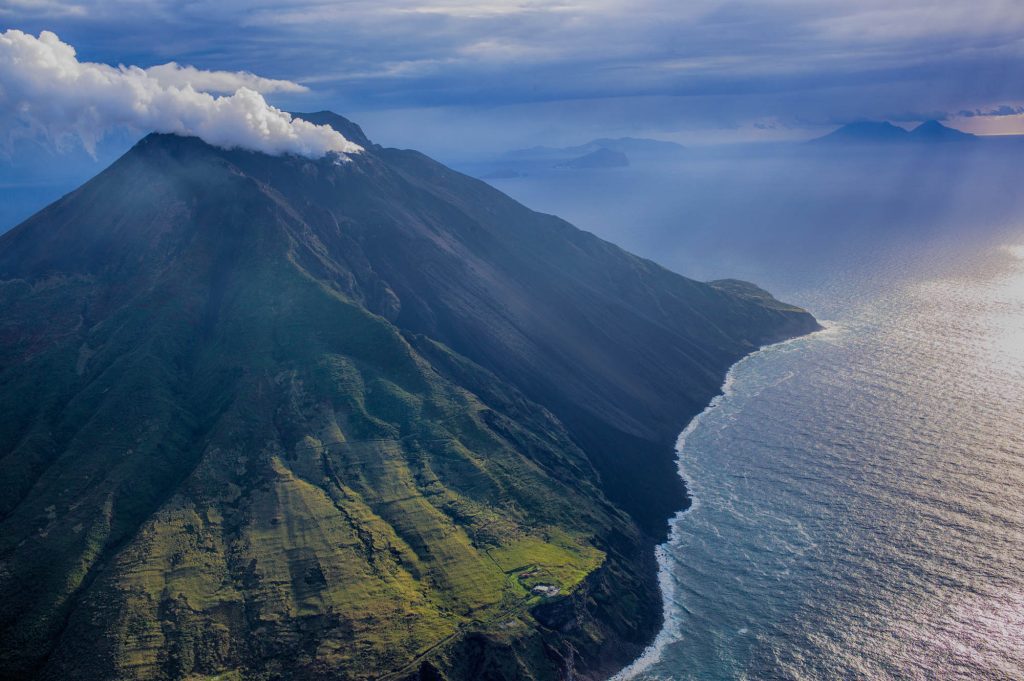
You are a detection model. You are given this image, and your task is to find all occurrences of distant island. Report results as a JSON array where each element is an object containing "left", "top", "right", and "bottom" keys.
[
  {"left": 554, "top": 147, "right": 630, "bottom": 169},
  {"left": 812, "top": 119, "right": 977, "bottom": 144},
  {"left": 479, "top": 136, "right": 686, "bottom": 176},
  {"left": 506, "top": 136, "right": 686, "bottom": 162}
]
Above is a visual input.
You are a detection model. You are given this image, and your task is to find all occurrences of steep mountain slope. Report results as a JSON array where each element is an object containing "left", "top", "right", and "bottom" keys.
[{"left": 0, "top": 113, "right": 819, "bottom": 681}]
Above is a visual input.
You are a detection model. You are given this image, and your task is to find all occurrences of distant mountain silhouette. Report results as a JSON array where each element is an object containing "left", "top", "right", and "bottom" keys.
[
  {"left": 812, "top": 121, "right": 911, "bottom": 144},
  {"left": 505, "top": 136, "right": 685, "bottom": 163},
  {"left": 813, "top": 120, "right": 976, "bottom": 145},
  {"left": 555, "top": 147, "right": 630, "bottom": 169},
  {"left": 909, "top": 120, "right": 977, "bottom": 142},
  {"left": 586, "top": 137, "right": 686, "bottom": 157}
]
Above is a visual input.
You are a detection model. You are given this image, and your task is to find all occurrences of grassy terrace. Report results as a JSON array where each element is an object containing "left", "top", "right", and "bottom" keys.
[{"left": 112, "top": 427, "right": 606, "bottom": 678}]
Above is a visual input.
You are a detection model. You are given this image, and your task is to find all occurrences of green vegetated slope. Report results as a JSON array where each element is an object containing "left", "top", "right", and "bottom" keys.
[{"left": 0, "top": 115, "right": 818, "bottom": 681}]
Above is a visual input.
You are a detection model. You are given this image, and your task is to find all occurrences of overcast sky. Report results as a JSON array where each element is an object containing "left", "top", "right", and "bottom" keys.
[{"left": 2, "top": 0, "right": 1023, "bottom": 156}]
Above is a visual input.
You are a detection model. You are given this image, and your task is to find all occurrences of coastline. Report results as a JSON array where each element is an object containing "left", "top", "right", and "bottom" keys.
[{"left": 610, "top": 323, "right": 832, "bottom": 681}]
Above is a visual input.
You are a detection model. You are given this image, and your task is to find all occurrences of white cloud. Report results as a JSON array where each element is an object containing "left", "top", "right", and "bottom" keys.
[{"left": 0, "top": 29, "right": 361, "bottom": 158}]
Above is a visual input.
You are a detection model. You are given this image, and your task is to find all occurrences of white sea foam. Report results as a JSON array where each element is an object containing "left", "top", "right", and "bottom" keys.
[{"left": 611, "top": 324, "right": 833, "bottom": 680}]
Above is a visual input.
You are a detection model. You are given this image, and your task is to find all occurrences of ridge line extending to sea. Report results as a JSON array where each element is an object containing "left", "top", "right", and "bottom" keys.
[{"left": 610, "top": 322, "right": 836, "bottom": 681}]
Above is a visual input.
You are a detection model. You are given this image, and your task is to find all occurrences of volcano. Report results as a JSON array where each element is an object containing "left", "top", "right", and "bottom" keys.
[{"left": 0, "top": 112, "right": 818, "bottom": 680}]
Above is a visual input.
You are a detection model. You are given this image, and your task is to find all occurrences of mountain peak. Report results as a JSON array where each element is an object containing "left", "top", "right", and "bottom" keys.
[
  {"left": 813, "top": 121, "right": 910, "bottom": 144},
  {"left": 291, "top": 110, "right": 375, "bottom": 148},
  {"left": 910, "top": 119, "right": 975, "bottom": 141}
]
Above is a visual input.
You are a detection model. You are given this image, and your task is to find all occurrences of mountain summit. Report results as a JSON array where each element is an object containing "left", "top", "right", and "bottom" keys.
[
  {"left": 0, "top": 114, "right": 818, "bottom": 681},
  {"left": 813, "top": 120, "right": 911, "bottom": 144},
  {"left": 908, "top": 119, "right": 976, "bottom": 142}
]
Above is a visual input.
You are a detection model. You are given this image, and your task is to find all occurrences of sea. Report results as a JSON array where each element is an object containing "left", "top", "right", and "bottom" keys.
[
  {"left": 612, "top": 240, "right": 1024, "bottom": 680},
  {"left": 480, "top": 142, "right": 1024, "bottom": 680}
]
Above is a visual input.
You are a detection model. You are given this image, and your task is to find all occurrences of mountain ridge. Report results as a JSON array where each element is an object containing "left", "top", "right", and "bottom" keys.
[{"left": 0, "top": 114, "right": 819, "bottom": 681}]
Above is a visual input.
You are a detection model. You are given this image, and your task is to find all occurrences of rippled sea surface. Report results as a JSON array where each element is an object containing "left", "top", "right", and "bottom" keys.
[{"left": 616, "top": 243, "right": 1024, "bottom": 680}]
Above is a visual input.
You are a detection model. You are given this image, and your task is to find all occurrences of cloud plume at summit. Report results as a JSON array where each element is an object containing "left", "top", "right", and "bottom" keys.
[{"left": 0, "top": 30, "right": 361, "bottom": 157}]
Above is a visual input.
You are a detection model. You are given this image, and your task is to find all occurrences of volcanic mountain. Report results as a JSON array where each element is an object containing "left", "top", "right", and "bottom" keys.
[
  {"left": 0, "top": 112, "right": 818, "bottom": 680},
  {"left": 813, "top": 119, "right": 976, "bottom": 145}
]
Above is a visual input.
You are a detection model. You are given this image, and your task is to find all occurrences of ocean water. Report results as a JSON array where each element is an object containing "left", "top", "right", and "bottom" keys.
[{"left": 614, "top": 242, "right": 1024, "bottom": 680}]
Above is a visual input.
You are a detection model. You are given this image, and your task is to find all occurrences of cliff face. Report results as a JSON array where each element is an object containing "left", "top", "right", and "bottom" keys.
[{"left": 0, "top": 113, "right": 819, "bottom": 680}]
